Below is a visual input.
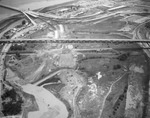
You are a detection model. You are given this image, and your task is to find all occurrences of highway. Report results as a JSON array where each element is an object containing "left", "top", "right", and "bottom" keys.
[{"left": 132, "top": 18, "right": 150, "bottom": 57}]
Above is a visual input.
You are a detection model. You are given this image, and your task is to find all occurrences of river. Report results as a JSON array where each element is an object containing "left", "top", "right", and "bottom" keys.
[{"left": 0, "top": 0, "right": 75, "bottom": 21}]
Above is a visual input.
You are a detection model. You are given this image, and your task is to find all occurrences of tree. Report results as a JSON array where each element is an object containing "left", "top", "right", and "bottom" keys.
[
  {"left": 145, "top": 22, "right": 150, "bottom": 29},
  {"left": 1, "top": 89, "right": 23, "bottom": 116}
]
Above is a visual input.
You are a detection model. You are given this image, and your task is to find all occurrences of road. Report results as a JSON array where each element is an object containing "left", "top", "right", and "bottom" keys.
[
  {"left": 34, "top": 69, "right": 65, "bottom": 86},
  {"left": 133, "top": 18, "right": 150, "bottom": 57}
]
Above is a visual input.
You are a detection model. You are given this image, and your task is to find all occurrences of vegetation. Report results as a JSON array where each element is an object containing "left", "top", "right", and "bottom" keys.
[
  {"left": 145, "top": 22, "right": 150, "bottom": 29},
  {"left": 1, "top": 88, "right": 23, "bottom": 116}
]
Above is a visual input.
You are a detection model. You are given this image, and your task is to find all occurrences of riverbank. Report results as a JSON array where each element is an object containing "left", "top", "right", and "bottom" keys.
[{"left": 0, "top": 0, "right": 76, "bottom": 20}]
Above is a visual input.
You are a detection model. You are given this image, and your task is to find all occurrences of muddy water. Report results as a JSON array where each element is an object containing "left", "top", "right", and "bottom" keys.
[
  {"left": 0, "top": 0, "right": 75, "bottom": 10},
  {"left": 0, "top": 0, "right": 75, "bottom": 20}
]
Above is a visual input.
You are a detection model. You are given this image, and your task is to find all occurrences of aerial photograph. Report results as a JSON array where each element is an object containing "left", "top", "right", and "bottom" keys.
[{"left": 0, "top": 0, "right": 150, "bottom": 118}]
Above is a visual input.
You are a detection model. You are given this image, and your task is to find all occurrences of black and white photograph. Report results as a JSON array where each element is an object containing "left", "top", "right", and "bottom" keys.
[{"left": 0, "top": 0, "right": 150, "bottom": 118}]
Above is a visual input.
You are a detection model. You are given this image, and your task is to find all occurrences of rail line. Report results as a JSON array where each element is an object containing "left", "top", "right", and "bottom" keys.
[{"left": 1, "top": 38, "right": 150, "bottom": 43}]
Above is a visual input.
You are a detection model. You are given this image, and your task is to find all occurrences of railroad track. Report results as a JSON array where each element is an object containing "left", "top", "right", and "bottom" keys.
[{"left": 1, "top": 38, "right": 150, "bottom": 43}]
